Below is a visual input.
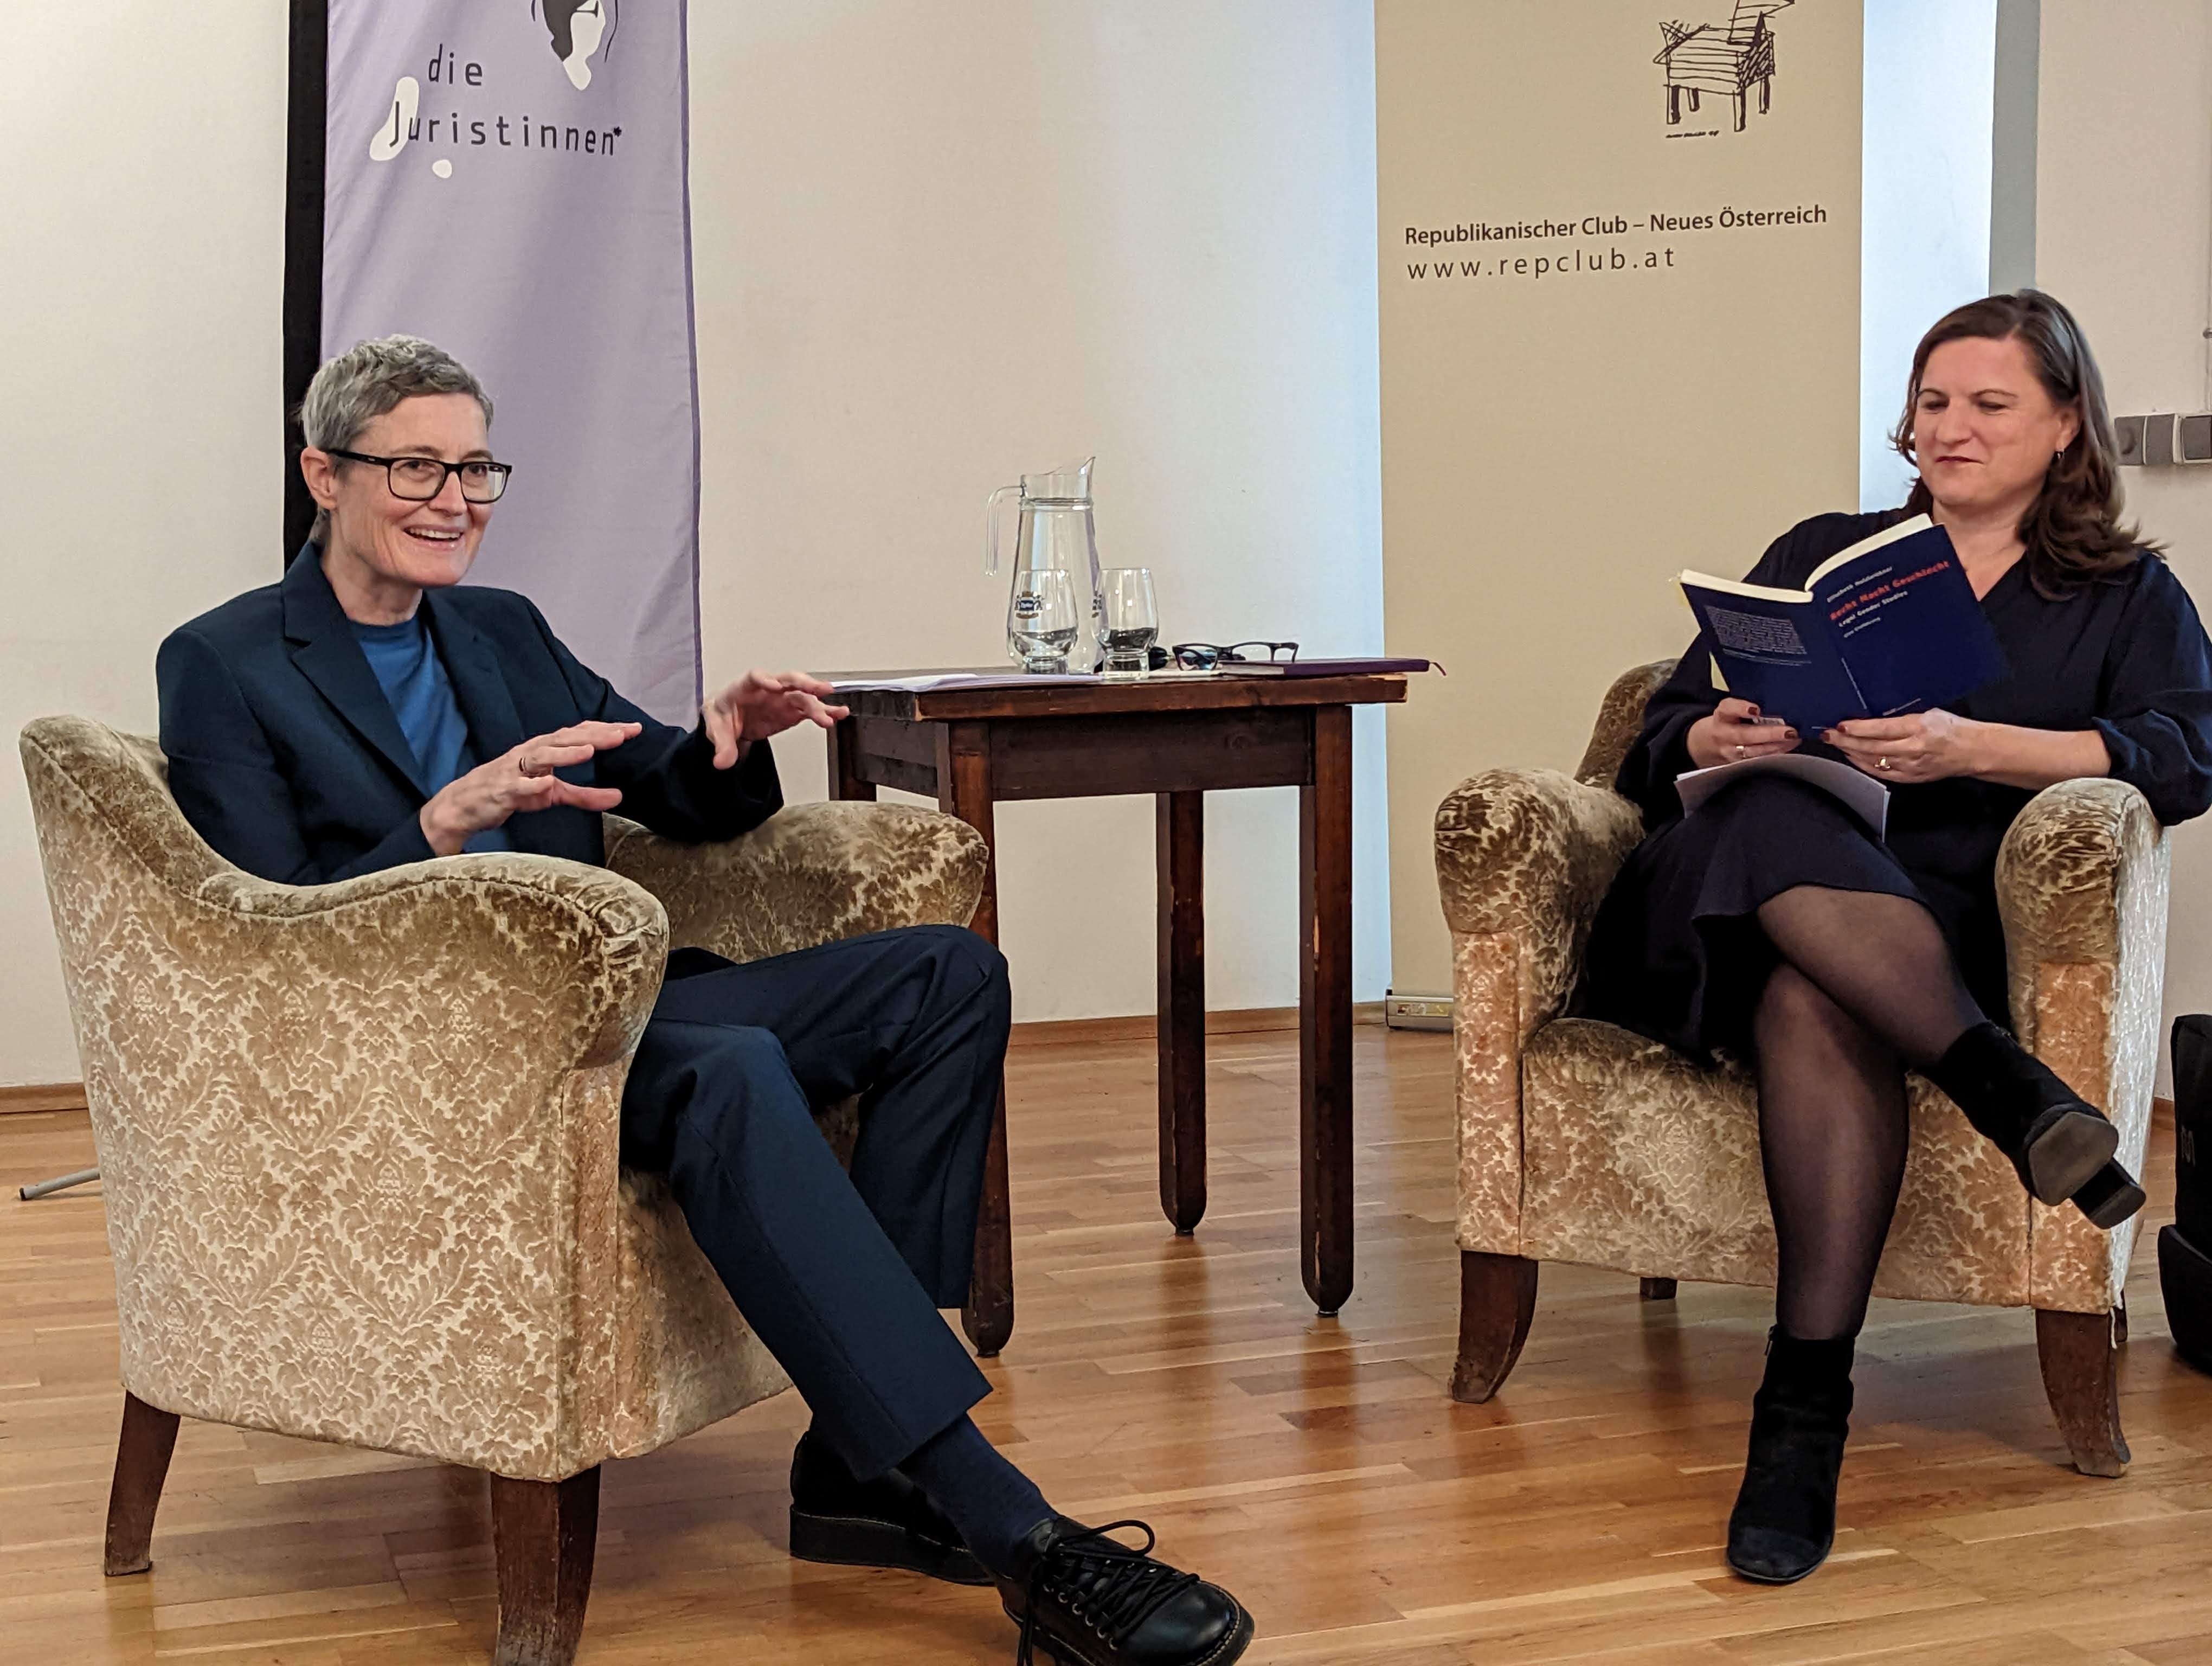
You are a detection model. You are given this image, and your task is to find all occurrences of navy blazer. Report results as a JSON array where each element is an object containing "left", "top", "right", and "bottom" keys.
[{"left": 156, "top": 548, "right": 782, "bottom": 886}]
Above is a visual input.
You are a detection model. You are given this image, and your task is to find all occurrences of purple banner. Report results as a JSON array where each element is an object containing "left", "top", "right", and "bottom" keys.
[{"left": 323, "top": 0, "right": 700, "bottom": 721}]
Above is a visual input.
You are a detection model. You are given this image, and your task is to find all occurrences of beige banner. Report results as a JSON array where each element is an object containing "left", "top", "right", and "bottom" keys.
[{"left": 1378, "top": 0, "right": 1866, "bottom": 995}]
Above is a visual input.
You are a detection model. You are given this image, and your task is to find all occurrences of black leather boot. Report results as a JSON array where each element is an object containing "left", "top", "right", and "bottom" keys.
[
  {"left": 787, "top": 1429, "right": 991, "bottom": 1586},
  {"left": 996, "top": 1516, "right": 1253, "bottom": 1666},
  {"left": 1926, "top": 1021, "right": 2144, "bottom": 1227},
  {"left": 1726, "top": 1329, "right": 1855, "bottom": 1585}
]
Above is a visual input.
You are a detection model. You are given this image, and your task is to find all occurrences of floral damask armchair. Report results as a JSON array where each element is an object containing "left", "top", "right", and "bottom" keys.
[
  {"left": 20, "top": 716, "right": 989, "bottom": 1666},
  {"left": 1433, "top": 662, "right": 2164, "bottom": 1477}
]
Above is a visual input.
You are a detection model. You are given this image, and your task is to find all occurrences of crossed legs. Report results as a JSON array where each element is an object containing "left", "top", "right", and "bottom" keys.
[
  {"left": 624, "top": 927, "right": 1011, "bottom": 1476},
  {"left": 620, "top": 927, "right": 1256, "bottom": 1665},
  {"left": 1728, "top": 886, "right": 1994, "bottom": 1584},
  {"left": 1749, "top": 886, "right": 1982, "bottom": 1338}
]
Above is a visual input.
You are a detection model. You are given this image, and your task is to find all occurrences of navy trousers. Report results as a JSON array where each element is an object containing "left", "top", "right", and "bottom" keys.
[{"left": 619, "top": 925, "right": 1009, "bottom": 1478}]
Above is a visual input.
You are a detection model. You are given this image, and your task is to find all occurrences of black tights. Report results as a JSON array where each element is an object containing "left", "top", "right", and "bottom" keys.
[{"left": 1748, "top": 887, "right": 1985, "bottom": 1341}]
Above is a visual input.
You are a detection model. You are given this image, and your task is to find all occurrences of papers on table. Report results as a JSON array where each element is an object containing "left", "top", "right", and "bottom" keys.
[{"left": 1675, "top": 752, "right": 1889, "bottom": 840}]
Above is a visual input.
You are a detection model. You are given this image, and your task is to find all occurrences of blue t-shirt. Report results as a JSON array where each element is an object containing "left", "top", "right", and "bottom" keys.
[{"left": 352, "top": 616, "right": 513, "bottom": 854}]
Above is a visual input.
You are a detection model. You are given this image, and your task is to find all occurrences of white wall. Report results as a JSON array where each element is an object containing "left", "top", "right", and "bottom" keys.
[
  {"left": 19, "top": 0, "right": 2196, "bottom": 1079},
  {"left": 0, "top": 2, "right": 1386, "bottom": 1084},
  {"left": 685, "top": 3, "right": 1388, "bottom": 1023},
  {"left": 1860, "top": 0, "right": 1997, "bottom": 509},
  {"left": 0, "top": 4, "right": 290, "bottom": 1086},
  {"left": 2035, "top": 0, "right": 2212, "bottom": 1074}
]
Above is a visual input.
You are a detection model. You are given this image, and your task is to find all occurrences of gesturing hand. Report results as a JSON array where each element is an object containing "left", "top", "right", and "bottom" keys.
[
  {"left": 702, "top": 670, "right": 850, "bottom": 768},
  {"left": 1823, "top": 710, "right": 1978, "bottom": 785},
  {"left": 419, "top": 720, "right": 639, "bottom": 856},
  {"left": 1686, "top": 698, "right": 1801, "bottom": 770}
]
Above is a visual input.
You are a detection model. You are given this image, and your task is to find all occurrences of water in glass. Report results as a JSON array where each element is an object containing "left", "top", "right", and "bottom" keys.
[
  {"left": 1099, "top": 567, "right": 1159, "bottom": 676},
  {"left": 1009, "top": 568, "right": 1081, "bottom": 672}
]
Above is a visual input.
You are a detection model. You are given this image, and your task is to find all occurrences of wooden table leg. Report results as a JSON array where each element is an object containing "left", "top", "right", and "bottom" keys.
[
  {"left": 828, "top": 717, "right": 876, "bottom": 802},
  {"left": 938, "top": 721, "right": 1014, "bottom": 1357},
  {"left": 1156, "top": 791, "right": 1206, "bottom": 1234},
  {"left": 1300, "top": 705, "right": 1355, "bottom": 1316}
]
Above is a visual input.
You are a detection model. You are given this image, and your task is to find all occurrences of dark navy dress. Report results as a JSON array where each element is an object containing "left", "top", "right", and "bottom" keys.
[{"left": 1582, "top": 509, "right": 2212, "bottom": 1061}]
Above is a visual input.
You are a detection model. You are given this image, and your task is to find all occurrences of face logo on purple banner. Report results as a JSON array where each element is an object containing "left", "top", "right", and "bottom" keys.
[{"left": 535, "top": 0, "right": 620, "bottom": 91}]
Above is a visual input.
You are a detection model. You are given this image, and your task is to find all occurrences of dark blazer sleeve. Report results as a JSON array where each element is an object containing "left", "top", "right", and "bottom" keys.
[
  {"left": 521, "top": 600, "right": 785, "bottom": 843},
  {"left": 2093, "top": 557, "right": 2212, "bottom": 825},
  {"left": 1611, "top": 651, "right": 1723, "bottom": 822},
  {"left": 1612, "top": 522, "right": 1825, "bottom": 821},
  {"left": 156, "top": 626, "right": 437, "bottom": 884}
]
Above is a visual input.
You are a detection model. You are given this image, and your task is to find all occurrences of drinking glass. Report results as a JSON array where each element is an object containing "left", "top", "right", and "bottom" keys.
[
  {"left": 1008, "top": 567, "right": 1081, "bottom": 672},
  {"left": 1098, "top": 567, "right": 1159, "bottom": 677}
]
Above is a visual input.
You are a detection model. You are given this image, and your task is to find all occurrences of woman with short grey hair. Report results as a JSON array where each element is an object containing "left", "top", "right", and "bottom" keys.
[{"left": 159, "top": 335, "right": 1256, "bottom": 1666}]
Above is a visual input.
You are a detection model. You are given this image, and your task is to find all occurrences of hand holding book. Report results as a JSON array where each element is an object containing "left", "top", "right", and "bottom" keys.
[
  {"left": 1695, "top": 699, "right": 1980, "bottom": 786},
  {"left": 1687, "top": 697, "right": 1801, "bottom": 769},
  {"left": 1822, "top": 708, "right": 1979, "bottom": 784}
]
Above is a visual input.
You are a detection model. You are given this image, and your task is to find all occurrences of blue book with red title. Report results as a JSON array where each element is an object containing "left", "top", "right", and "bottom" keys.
[{"left": 1677, "top": 516, "right": 2007, "bottom": 734}]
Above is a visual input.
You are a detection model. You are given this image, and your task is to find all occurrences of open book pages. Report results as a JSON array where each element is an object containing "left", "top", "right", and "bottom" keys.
[
  {"left": 828, "top": 671, "right": 1102, "bottom": 693},
  {"left": 1675, "top": 752, "right": 1889, "bottom": 840},
  {"left": 1679, "top": 514, "right": 1934, "bottom": 603}
]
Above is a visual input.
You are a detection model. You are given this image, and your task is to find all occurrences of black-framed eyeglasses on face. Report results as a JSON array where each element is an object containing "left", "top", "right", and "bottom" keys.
[
  {"left": 326, "top": 448, "right": 515, "bottom": 504},
  {"left": 1166, "top": 640, "right": 1299, "bottom": 671}
]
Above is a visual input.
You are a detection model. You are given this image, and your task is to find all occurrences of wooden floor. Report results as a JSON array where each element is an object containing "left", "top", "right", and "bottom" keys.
[{"left": 5, "top": 1025, "right": 2211, "bottom": 1664}]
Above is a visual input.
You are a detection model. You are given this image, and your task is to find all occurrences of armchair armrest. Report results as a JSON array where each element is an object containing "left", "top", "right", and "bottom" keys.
[
  {"left": 1995, "top": 778, "right": 2169, "bottom": 1311},
  {"left": 190, "top": 853, "right": 668, "bottom": 1067},
  {"left": 1435, "top": 768, "right": 1645, "bottom": 1252},
  {"left": 1436, "top": 767, "right": 1647, "bottom": 1023},
  {"left": 603, "top": 800, "right": 989, "bottom": 964}
]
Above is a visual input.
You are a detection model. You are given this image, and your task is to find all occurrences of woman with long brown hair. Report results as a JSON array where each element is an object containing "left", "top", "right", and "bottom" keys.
[{"left": 1580, "top": 291, "right": 2212, "bottom": 1585}]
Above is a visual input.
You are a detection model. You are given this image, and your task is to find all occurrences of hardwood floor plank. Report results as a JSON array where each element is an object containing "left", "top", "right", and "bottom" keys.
[{"left": 3, "top": 1027, "right": 2209, "bottom": 1663}]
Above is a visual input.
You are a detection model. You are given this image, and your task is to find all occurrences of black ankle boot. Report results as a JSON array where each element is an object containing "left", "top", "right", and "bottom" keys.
[
  {"left": 2072, "top": 1161, "right": 2149, "bottom": 1232},
  {"left": 1727, "top": 1328, "right": 1854, "bottom": 1585},
  {"left": 1927, "top": 1022, "right": 2143, "bottom": 1226},
  {"left": 996, "top": 1516, "right": 1253, "bottom": 1666}
]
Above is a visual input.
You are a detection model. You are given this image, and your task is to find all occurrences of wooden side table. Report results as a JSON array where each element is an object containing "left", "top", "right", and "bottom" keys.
[{"left": 826, "top": 674, "right": 1409, "bottom": 1356}]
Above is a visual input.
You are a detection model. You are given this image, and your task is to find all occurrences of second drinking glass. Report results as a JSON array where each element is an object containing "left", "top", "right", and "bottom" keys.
[{"left": 1099, "top": 567, "right": 1159, "bottom": 677}]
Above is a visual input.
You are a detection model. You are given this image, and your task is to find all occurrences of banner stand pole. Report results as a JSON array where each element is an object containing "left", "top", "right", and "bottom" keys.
[{"left": 282, "top": 1, "right": 329, "bottom": 568}]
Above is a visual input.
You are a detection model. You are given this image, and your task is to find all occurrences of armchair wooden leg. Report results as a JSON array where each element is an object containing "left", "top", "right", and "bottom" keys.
[
  {"left": 103, "top": 1392, "right": 180, "bottom": 1577},
  {"left": 2036, "top": 1308, "right": 2130, "bottom": 1478},
  {"left": 1451, "top": 1252, "right": 1539, "bottom": 1404},
  {"left": 1639, "top": 1277, "right": 1678, "bottom": 1302},
  {"left": 489, "top": 1468, "right": 601, "bottom": 1666}
]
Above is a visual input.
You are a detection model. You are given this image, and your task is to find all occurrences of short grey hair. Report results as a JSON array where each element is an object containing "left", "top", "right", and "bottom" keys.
[{"left": 299, "top": 335, "right": 494, "bottom": 544}]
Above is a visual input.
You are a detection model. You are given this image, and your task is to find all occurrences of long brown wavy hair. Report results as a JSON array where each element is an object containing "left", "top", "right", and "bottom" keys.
[{"left": 1892, "top": 289, "right": 2155, "bottom": 597}]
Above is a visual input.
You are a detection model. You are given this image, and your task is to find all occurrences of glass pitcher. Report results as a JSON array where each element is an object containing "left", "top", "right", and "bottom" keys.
[{"left": 985, "top": 458, "right": 1104, "bottom": 672}]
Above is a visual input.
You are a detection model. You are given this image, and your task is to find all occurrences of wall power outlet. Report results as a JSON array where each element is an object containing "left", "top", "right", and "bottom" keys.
[{"left": 2116, "top": 412, "right": 2212, "bottom": 466}]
